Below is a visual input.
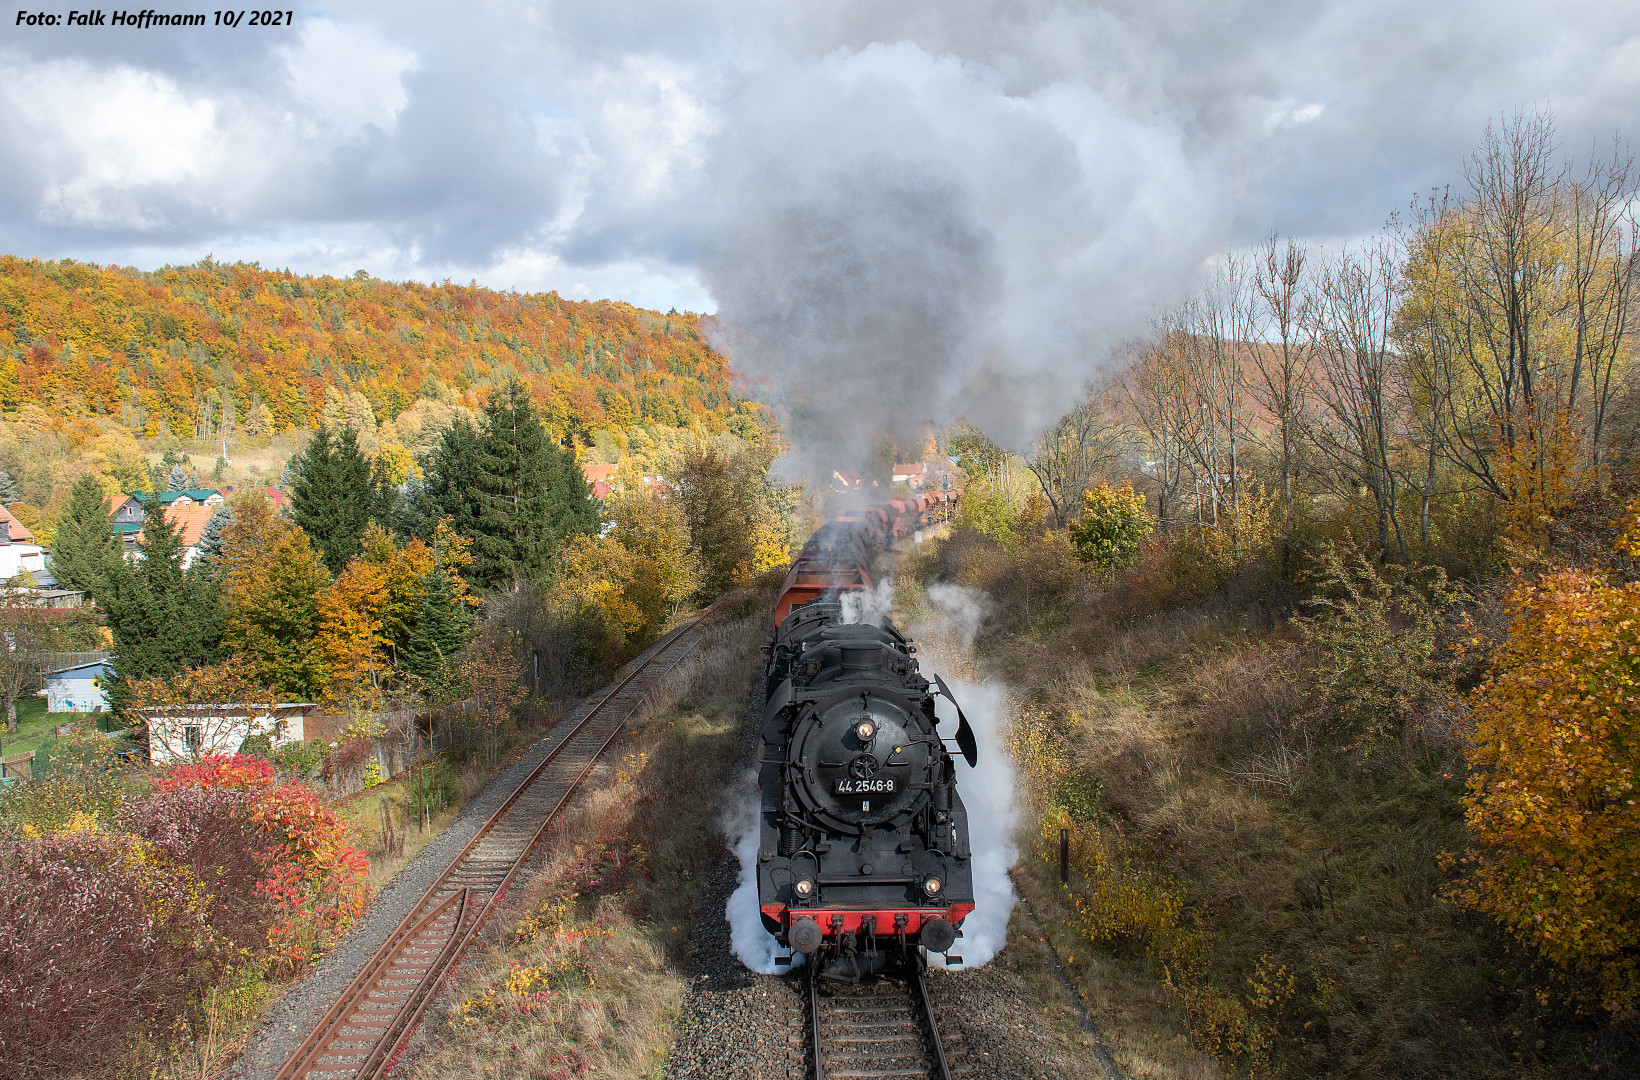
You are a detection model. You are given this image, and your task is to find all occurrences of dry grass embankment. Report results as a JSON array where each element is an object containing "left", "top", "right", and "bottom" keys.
[
  {"left": 400, "top": 585, "right": 773, "bottom": 1080},
  {"left": 906, "top": 523, "right": 1619, "bottom": 1080}
]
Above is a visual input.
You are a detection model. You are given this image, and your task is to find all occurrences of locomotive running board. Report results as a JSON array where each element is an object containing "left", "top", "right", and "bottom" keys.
[{"left": 932, "top": 674, "right": 979, "bottom": 767}]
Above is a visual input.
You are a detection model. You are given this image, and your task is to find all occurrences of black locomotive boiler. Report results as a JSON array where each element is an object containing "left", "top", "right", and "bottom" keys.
[{"left": 757, "top": 576, "right": 978, "bottom": 981}]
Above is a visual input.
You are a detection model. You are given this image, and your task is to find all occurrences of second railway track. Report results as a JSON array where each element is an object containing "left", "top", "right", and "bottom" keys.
[{"left": 271, "top": 610, "right": 714, "bottom": 1080}]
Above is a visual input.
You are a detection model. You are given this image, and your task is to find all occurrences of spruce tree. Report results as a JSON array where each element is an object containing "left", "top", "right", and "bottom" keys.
[
  {"left": 50, "top": 474, "right": 122, "bottom": 599},
  {"left": 290, "top": 424, "right": 371, "bottom": 575},
  {"left": 467, "top": 379, "right": 595, "bottom": 589},
  {"left": 195, "top": 506, "right": 232, "bottom": 566},
  {"left": 167, "top": 463, "right": 189, "bottom": 491},
  {"left": 103, "top": 494, "right": 222, "bottom": 713},
  {"left": 0, "top": 471, "right": 21, "bottom": 506},
  {"left": 400, "top": 567, "right": 471, "bottom": 688},
  {"left": 421, "top": 416, "right": 484, "bottom": 542}
]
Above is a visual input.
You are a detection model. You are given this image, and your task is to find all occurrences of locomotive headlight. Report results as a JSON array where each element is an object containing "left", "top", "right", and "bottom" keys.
[
  {"left": 855, "top": 720, "right": 877, "bottom": 741},
  {"left": 794, "top": 878, "right": 816, "bottom": 898},
  {"left": 922, "top": 875, "right": 944, "bottom": 897}
]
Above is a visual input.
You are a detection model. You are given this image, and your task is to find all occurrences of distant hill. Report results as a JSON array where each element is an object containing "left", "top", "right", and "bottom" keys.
[
  {"left": 0, "top": 257, "right": 762, "bottom": 536},
  {"left": 0, "top": 256, "right": 747, "bottom": 440}
]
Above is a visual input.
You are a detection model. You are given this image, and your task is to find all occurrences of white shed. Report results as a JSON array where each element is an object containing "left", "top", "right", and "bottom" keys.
[
  {"left": 43, "top": 660, "right": 110, "bottom": 713},
  {"left": 141, "top": 703, "right": 317, "bottom": 764}
]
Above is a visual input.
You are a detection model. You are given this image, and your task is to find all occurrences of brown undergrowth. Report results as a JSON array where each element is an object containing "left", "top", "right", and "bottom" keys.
[
  {"left": 401, "top": 583, "right": 774, "bottom": 1080},
  {"left": 908, "top": 526, "right": 1615, "bottom": 1080}
]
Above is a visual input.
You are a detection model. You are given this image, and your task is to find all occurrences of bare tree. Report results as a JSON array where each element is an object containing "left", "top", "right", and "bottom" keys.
[
  {"left": 0, "top": 588, "right": 56, "bottom": 732},
  {"left": 1445, "top": 108, "right": 1564, "bottom": 500},
  {"left": 1565, "top": 142, "right": 1640, "bottom": 478},
  {"left": 1306, "top": 240, "right": 1410, "bottom": 561},
  {"left": 1251, "top": 232, "right": 1312, "bottom": 547},
  {"left": 1025, "top": 390, "right": 1122, "bottom": 527},
  {"left": 1396, "top": 189, "right": 1463, "bottom": 555},
  {"left": 1170, "top": 257, "right": 1256, "bottom": 551},
  {"left": 1125, "top": 338, "right": 1193, "bottom": 525}
]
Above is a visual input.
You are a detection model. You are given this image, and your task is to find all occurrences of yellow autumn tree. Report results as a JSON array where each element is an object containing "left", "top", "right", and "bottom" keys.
[
  {"left": 550, "top": 488, "right": 699, "bottom": 650},
  {"left": 1448, "top": 558, "right": 1640, "bottom": 1016},
  {"left": 219, "top": 495, "right": 330, "bottom": 699},
  {"left": 315, "top": 521, "right": 477, "bottom": 706},
  {"left": 316, "top": 557, "right": 390, "bottom": 709}
]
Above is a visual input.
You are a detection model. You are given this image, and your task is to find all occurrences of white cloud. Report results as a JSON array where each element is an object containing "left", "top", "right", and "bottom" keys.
[
  {"left": 0, "top": 0, "right": 1636, "bottom": 329},
  {"left": 1264, "top": 101, "right": 1326, "bottom": 136},
  {"left": 0, "top": 58, "right": 219, "bottom": 228},
  {"left": 279, "top": 18, "right": 420, "bottom": 135}
]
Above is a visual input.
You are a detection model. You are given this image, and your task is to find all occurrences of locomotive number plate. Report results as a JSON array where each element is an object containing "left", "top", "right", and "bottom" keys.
[{"left": 835, "top": 778, "right": 897, "bottom": 795}]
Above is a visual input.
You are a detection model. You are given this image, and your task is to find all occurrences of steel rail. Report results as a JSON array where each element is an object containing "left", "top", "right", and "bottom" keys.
[
  {"left": 270, "top": 610, "right": 713, "bottom": 1080},
  {"left": 910, "top": 963, "right": 953, "bottom": 1080}
]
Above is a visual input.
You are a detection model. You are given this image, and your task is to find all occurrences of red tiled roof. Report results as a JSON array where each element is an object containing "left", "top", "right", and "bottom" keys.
[
  {"left": 135, "top": 505, "right": 215, "bottom": 548},
  {"left": 0, "top": 504, "right": 34, "bottom": 542}
]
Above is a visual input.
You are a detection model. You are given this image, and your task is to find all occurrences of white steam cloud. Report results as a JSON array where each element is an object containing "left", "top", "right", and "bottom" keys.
[
  {"left": 702, "top": 39, "right": 1216, "bottom": 469},
  {"left": 839, "top": 578, "right": 897, "bottom": 626},
  {"left": 915, "top": 583, "right": 1016, "bottom": 969},
  {"left": 725, "top": 769, "right": 791, "bottom": 974}
]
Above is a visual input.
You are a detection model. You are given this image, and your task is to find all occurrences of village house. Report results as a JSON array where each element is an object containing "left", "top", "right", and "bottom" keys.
[
  {"left": 109, "top": 488, "right": 225, "bottom": 527},
  {"left": 891, "top": 462, "right": 928, "bottom": 489},
  {"left": 581, "top": 462, "right": 617, "bottom": 500},
  {"left": 0, "top": 504, "right": 49, "bottom": 583},
  {"left": 142, "top": 701, "right": 318, "bottom": 764},
  {"left": 124, "top": 504, "right": 219, "bottom": 568},
  {"left": 831, "top": 468, "right": 863, "bottom": 491}
]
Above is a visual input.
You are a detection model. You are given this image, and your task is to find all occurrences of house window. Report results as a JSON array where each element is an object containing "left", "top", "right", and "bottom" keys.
[{"left": 184, "top": 725, "right": 202, "bottom": 755}]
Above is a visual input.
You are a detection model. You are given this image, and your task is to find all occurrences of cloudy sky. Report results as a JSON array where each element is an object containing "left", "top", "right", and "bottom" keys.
[{"left": 3, "top": 1, "right": 1638, "bottom": 450}]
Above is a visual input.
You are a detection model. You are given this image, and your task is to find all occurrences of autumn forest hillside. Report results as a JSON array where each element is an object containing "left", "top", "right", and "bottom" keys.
[{"left": 0, "top": 256, "right": 761, "bottom": 532}]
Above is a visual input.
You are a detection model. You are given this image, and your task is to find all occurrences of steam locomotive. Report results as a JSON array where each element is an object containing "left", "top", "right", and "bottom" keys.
[{"left": 756, "top": 490, "right": 975, "bottom": 980}]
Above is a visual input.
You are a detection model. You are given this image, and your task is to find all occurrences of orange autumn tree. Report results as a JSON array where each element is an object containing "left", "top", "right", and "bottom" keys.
[
  {"left": 315, "top": 521, "right": 477, "bottom": 706},
  {"left": 1448, "top": 535, "right": 1640, "bottom": 1015},
  {"left": 317, "top": 557, "right": 389, "bottom": 709}
]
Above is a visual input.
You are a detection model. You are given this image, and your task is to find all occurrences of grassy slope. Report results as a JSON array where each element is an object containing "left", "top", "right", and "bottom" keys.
[
  {"left": 2, "top": 696, "right": 97, "bottom": 763},
  {"left": 906, "top": 535, "right": 1605, "bottom": 1080}
]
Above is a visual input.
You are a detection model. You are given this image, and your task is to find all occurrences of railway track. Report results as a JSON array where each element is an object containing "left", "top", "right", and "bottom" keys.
[
  {"left": 270, "top": 611, "right": 713, "bottom": 1080},
  {"left": 807, "top": 959, "right": 952, "bottom": 1080}
]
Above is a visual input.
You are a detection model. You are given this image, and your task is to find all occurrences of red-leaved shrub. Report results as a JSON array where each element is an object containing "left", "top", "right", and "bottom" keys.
[
  {"left": 151, "top": 752, "right": 275, "bottom": 793},
  {"left": 0, "top": 752, "right": 371, "bottom": 1074},
  {"left": 249, "top": 783, "right": 370, "bottom": 970},
  {"left": 0, "top": 830, "right": 221, "bottom": 1077},
  {"left": 117, "top": 784, "right": 275, "bottom": 956},
  {"left": 144, "top": 753, "right": 370, "bottom": 971}
]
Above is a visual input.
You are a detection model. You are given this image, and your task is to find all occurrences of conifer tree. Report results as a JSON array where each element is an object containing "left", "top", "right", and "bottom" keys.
[
  {"left": 167, "top": 464, "right": 189, "bottom": 491},
  {"left": 400, "top": 566, "right": 471, "bottom": 687},
  {"left": 421, "top": 416, "right": 484, "bottom": 541},
  {"left": 467, "top": 378, "right": 595, "bottom": 589},
  {"left": 50, "top": 475, "right": 121, "bottom": 599},
  {"left": 103, "top": 494, "right": 222, "bottom": 713},
  {"left": 290, "top": 424, "right": 372, "bottom": 575},
  {"left": 195, "top": 506, "right": 232, "bottom": 566},
  {"left": 0, "top": 471, "right": 21, "bottom": 506}
]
